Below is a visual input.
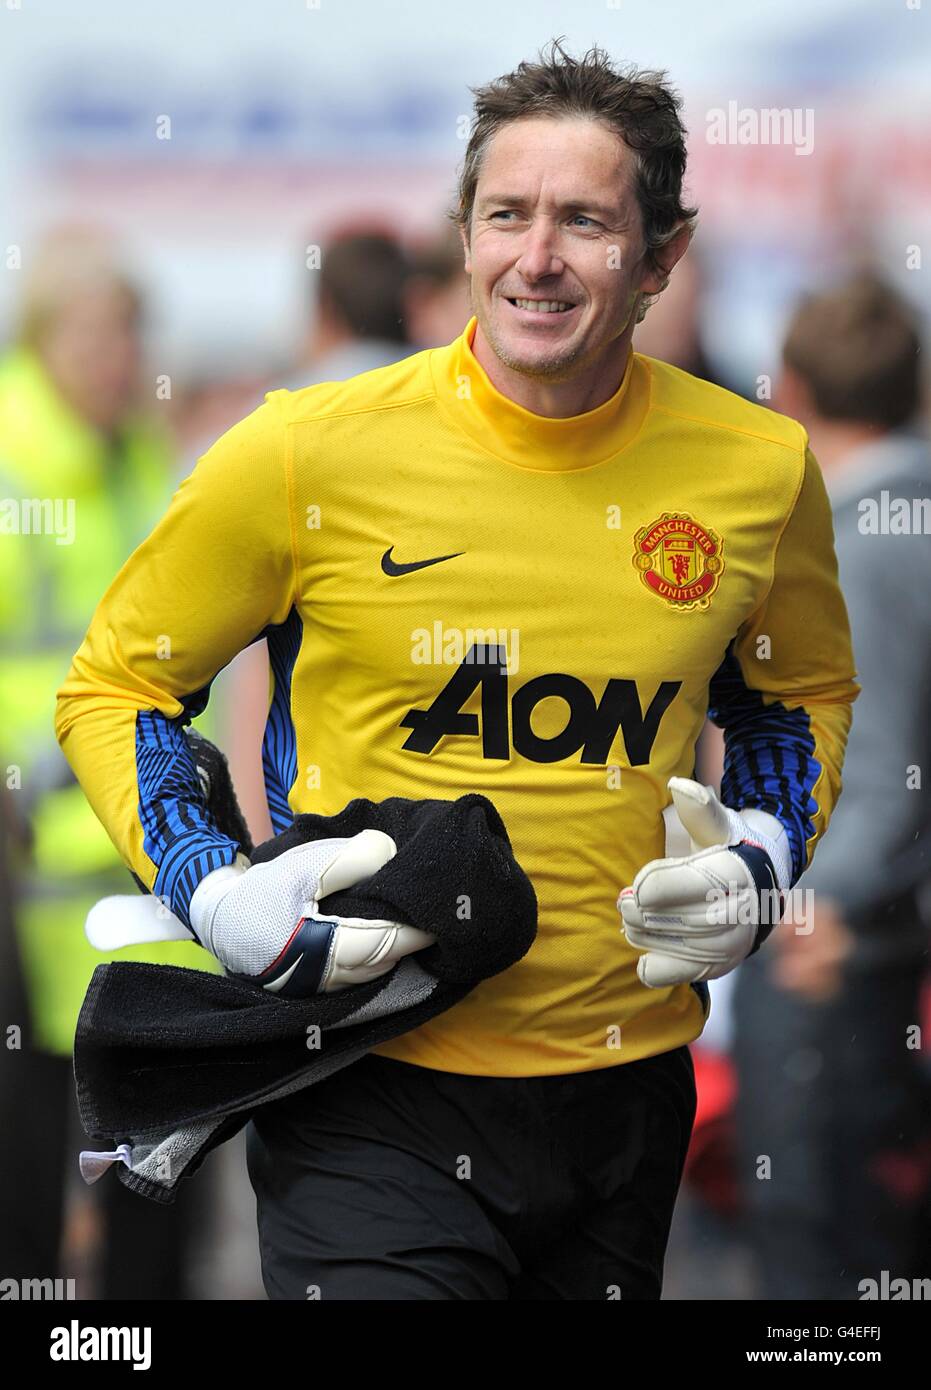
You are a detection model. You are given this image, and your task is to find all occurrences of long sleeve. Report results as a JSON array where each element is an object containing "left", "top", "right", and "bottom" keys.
[
  {"left": 707, "top": 443, "right": 859, "bottom": 888},
  {"left": 54, "top": 394, "right": 297, "bottom": 928}
]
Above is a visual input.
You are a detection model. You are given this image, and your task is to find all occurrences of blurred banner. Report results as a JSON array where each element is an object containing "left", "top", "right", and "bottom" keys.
[{"left": 2, "top": 0, "right": 929, "bottom": 387}]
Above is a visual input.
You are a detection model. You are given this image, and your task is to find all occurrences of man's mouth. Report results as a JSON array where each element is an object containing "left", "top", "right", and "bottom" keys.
[{"left": 505, "top": 297, "right": 578, "bottom": 316}]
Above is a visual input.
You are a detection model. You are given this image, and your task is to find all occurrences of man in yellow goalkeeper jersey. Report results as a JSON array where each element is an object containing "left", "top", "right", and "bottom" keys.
[{"left": 55, "top": 39, "right": 857, "bottom": 1300}]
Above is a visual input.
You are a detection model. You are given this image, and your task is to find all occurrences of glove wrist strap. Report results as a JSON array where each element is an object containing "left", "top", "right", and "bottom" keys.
[
  {"left": 736, "top": 806, "right": 793, "bottom": 892},
  {"left": 731, "top": 842, "right": 782, "bottom": 956},
  {"left": 190, "top": 851, "right": 251, "bottom": 950}
]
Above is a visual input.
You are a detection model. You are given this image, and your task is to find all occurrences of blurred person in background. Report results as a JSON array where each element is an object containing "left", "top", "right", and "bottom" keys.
[
  {"left": 172, "top": 228, "right": 415, "bottom": 482},
  {"left": 0, "top": 229, "right": 217, "bottom": 1298},
  {"left": 732, "top": 272, "right": 931, "bottom": 1299},
  {"left": 225, "top": 226, "right": 417, "bottom": 848},
  {"left": 402, "top": 226, "right": 472, "bottom": 349},
  {"left": 281, "top": 227, "right": 412, "bottom": 391}
]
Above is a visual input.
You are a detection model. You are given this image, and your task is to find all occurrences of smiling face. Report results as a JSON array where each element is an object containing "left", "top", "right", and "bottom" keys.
[{"left": 462, "top": 115, "right": 671, "bottom": 383}]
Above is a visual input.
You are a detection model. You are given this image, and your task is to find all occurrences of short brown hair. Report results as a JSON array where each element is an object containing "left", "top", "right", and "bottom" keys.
[
  {"left": 451, "top": 38, "right": 698, "bottom": 295},
  {"left": 782, "top": 274, "right": 922, "bottom": 429},
  {"left": 319, "top": 231, "right": 411, "bottom": 343}
]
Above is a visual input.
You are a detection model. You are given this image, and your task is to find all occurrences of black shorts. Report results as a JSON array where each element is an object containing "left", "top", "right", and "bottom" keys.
[{"left": 246, "top": 1044, "right": 696, "bottom": 1301}]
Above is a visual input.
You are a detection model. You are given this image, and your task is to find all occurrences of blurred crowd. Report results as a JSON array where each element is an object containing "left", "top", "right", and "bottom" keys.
[{"left": 0, "top": 217, "right": 928, "bottom": 1299}]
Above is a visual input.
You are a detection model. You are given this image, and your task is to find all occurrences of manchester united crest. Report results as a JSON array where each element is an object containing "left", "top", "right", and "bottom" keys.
[{"left": 632, "top": 512, "right": 724, "bottom": 610}]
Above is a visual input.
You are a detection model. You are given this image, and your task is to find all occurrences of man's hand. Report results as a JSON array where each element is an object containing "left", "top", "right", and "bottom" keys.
[
  {"left": 190, "top": 828, "right": 436, "bottom": 997},
  {"left": 618, "top": 777, "right": 792, "bottom": 988}
]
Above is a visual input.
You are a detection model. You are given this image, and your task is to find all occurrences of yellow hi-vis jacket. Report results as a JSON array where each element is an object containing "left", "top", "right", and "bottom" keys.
[{"left": 0, "top": 346, "right": 219, "bottom": 1056}]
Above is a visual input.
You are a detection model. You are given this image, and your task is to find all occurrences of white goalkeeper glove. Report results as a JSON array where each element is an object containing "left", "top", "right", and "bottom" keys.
[
  {"left": 186, "top": 829, "right": 436, "bottom": 996},
  {"left": 618, "top": 777, "right": 793, "bottom": 988}
]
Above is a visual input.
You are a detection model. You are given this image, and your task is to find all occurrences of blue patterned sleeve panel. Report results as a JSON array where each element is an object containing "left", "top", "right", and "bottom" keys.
[
  {"left": 707, "top": 642, "right": 820, "bottom": 887},
  {"left": 705, "top": 446, "right": 859, "bottom": 888},
  {"left": 134, "top": 606, "right": 304, "bottom": 928},
  {"left": 135, "top": 702, "right": 243, "bottom": 932}
]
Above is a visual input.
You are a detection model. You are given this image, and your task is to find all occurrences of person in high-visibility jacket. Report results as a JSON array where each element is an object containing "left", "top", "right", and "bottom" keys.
[{"left": 0, "top": 233, "right": 218, "bottom": 1294}]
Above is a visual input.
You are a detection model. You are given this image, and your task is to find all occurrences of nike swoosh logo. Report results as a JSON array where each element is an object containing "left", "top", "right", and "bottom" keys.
[
  {"left": 259, "top": 952, "right": 304, "bottom": 994},
  {"left": 381, "top": 546, "right": 464, "bottom": 576}
]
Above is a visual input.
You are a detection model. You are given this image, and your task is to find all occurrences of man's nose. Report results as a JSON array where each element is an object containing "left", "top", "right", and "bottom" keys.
[{"left": 514, "top": 218, "right": 565, "bottom": 282}]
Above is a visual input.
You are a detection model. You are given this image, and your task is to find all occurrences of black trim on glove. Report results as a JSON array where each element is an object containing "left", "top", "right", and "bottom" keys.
[{"left": 732, "top": 842, "right": 782, "bottom": 955}]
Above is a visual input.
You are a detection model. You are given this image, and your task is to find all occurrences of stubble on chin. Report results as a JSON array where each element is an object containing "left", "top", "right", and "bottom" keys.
[{"left": 481, "top": 311, "right": 591, "bottom": 382}]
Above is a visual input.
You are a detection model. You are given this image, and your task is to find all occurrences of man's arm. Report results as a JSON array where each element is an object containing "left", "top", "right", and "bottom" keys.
[
  {"left": 707, "top": 442, "right": 860, "bottom": 890},
  {"left": 54, "top": 394, "right": 297, "bottom": 930}
]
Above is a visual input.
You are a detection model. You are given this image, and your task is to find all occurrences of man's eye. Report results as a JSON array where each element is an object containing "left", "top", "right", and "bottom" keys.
[
  {"left": 570, "top": 215, "right": 598, "bottom": 229},
  {"left": 489, "top": 210, "right": 516, "bottom": 221}
]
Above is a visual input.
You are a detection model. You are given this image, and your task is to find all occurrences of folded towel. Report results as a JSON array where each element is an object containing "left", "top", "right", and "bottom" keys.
[{"left": 74, "top": 740, "right": 537, "bottom": 1203}]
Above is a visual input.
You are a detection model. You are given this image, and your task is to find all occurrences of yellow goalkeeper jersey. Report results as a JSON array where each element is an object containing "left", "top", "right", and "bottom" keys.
[{"left": 55, "top": 316, "right": 858, "bottom": 1075}]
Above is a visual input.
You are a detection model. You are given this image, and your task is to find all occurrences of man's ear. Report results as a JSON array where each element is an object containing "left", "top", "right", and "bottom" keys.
[
  {"left": 459, "top": 222, "right": 472, "bottom": 276},
  {"left": 640, "top": 222, "right": 692, "bottom": 297}
]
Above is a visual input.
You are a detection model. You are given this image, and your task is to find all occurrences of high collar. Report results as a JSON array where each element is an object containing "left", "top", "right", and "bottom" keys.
[{"left": 430, "top": 316, "right": 651, "bottom": 471}]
